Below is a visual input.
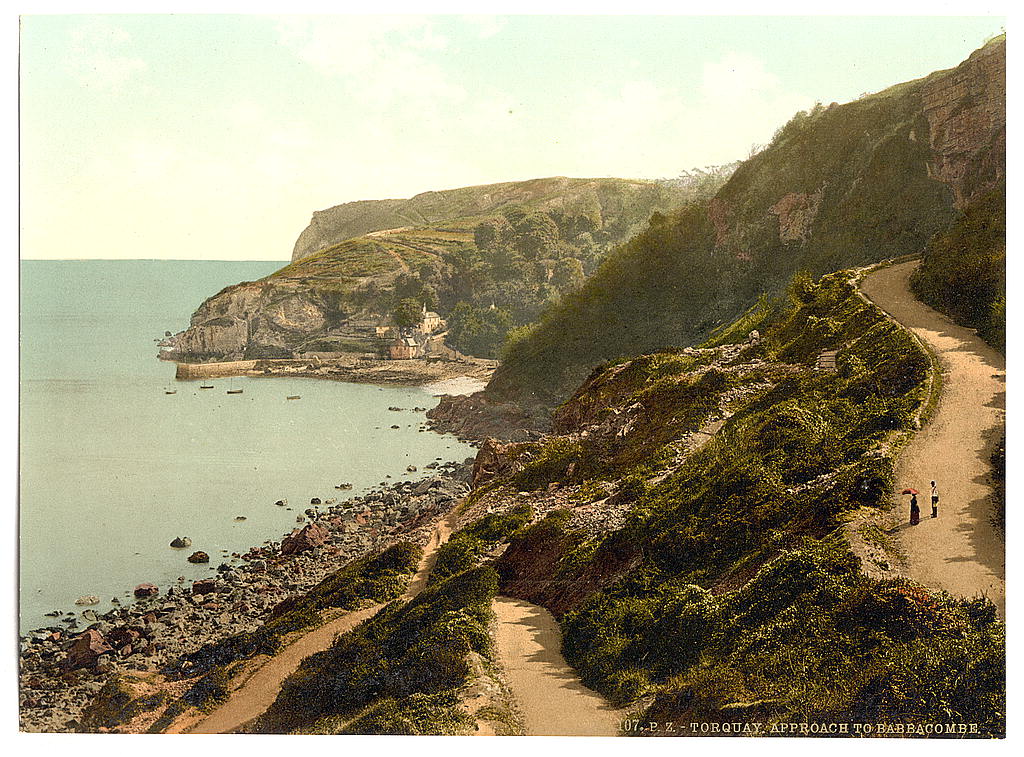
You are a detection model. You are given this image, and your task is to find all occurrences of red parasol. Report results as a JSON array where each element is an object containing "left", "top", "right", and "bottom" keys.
[{"left": 901, "top": 488, "right": 919, "bottom": 495}]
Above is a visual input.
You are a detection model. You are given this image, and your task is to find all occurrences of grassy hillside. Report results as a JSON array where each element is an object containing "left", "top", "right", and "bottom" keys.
[
  {"left": 444, "top": 269, "right": 1005, "bottom": 735},
  {"left": 251, "top": 567, "right": 502, "bottom": 735},
  {"left": 489, "top": 38, "right": 1004, "bottom": 403},
  {"left": 173, "top": 172, "right": 738, "bottom": 362},
  {"left": 290, "top": 176, "right": 715, "bottom": 262},
  {"left": 911, "top": 181, "right": 1005, "bottom": 351}
]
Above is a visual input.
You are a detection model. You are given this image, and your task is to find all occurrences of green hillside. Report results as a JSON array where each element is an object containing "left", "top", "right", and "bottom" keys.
[
  {"left": 431, "top": 268, "right": 1005, "bottom": 734},
  {"left": 911, "top": 180, "right": 1006, "bottom": 352},
  {"left": 488, "top": 37, "right": 1004, "bottom": 404},
  {"left": 172, "top": 171, "right": 735, "bottom": 362},
  {"left": 289, "top": 176, "right": 709, "bottom": 262}
]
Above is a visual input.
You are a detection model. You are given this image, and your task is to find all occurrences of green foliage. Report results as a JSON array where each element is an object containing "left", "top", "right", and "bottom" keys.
[
  {"left": 183, "top": 543, "right": 421, "bottom": 673},
  {"left": 482, "top": 268, "right": 1002, "bottom": 733},
  {"left": 80, "top": 677, "right": 167, "bottom": 731},
  {"left": 255, "top": 566, "right": 499, "bottom": 734},
  {"left": 989, "top": 435, "right": 1005, "bottom": 535},
  {"left": 445, "top": 302, "right": 514, "bottom": 358},
  {"left": 512, "top": 437, "right": 585, "bottom": 490},
  {"left": 182, "top": 665, "right": 232, "bottom": 712},
  {"left": 392, "top": 298, "right": 423, "bottom": 330},
  {"left": 911, "top": 183, "right": 1005, "bottom": 352},
  {"left": 488, "top": 70, "right": 963, "bottom": 403},
  {"left": 340, "top": 691, "right": 474, "bottom": 735},
  {"left": 430, "top": 504, "right": 533, "bottom": 584}
]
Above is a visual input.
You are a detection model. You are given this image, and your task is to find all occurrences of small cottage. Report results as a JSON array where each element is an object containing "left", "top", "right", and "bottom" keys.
[{"left": 389, "top": 335, "right": 422, "bottom": 360}]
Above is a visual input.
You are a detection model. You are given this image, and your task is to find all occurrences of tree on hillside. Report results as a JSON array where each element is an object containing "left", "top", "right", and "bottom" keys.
[
  {"left": 392, "top": 298, "right": 422, "bottom": 330},
  {"left": 446, "top": 302, "right": 514, "bottom": 358},
  {"left": 552, "top": 258, "right": 585, "bottom": 292},
  {"left": 513, "top": 212, "right": 560, "bottom": 260},
  {"left": 474, "top": 218, "right": 511, "bottom": 250}
]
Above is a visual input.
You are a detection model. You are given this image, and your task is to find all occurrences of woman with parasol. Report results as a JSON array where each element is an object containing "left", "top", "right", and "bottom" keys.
[{"left": 902, "top": 488, "right": 920, "bottom": 525}]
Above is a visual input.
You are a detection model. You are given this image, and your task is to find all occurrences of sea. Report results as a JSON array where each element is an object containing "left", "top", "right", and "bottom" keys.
[{"left": 18, "top": 260, "right": 476, "bottom": 634}]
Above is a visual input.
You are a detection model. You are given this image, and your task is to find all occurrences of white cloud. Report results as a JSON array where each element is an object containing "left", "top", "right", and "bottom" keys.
[
  {"left": 462, "top": 15, "right": 506, "bottom": 40},
  {"left": 66, "top": 21, "right": 146, "bottom": 92},
  {"left": 273, "top": 15, "right": 463, "bottom": 112}
]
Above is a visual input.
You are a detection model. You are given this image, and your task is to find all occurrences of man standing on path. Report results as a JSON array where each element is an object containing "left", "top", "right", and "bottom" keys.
[{"left": 931, "top": 481, "right": 939, "bottom": 518}]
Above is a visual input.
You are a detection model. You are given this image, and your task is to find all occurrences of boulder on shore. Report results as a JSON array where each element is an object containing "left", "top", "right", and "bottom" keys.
[
  {"left": 191, "top": 579, "right": 218, "bottom": 595},
  {"left": 133, "top": 583, "right": 159, "bottom": 598},
  {"left": 66, "top": 629, "right": 113, "bottom": 670},
  {"left": 187, "top": 551, "right": 210, "bottom": 564},
  {"left": 280, "top": 522, "right": 329, "bottom": 556}
]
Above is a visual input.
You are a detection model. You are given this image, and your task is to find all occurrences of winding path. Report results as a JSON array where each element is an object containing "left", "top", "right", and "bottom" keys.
[
  {"left": 174, "top": 506, "right": 620, "bottom": 734},
  {"left": 859, "top": 260, "right": 1005, "bottom": 616},
  {"left": 179, "top": 512, "right": 459, "bottom": 734},
  {"left": 492, "top": 597, "right": 621, "bottom": 736}
]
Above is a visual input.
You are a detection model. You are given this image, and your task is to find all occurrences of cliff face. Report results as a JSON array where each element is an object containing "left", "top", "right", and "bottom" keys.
[
  {"left": 922, "top": 37, "right": 1005, "bottom": 209},
  {"left": 489, "top": 37, "right": 1005, "bottom": 404},
  {"left": 168, "top": 281, "right": 333, "bottom": 361}
]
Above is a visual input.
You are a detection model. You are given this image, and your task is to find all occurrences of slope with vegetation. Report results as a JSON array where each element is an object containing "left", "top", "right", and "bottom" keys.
[
  {"left": 910, "top": 181, "right": 1005, "bottom": 352},
  {"left": 441, "top": 268, "right": 1005, "bottom": 735},
  {"left": 249, "top": 566, "right": 507, "bottom": 735},
  {"left": 169, "top": 172, "right": 734, "bottom": 362},
  {"left": 488, "top": 36, "right": 1005, "bottom": 404}
]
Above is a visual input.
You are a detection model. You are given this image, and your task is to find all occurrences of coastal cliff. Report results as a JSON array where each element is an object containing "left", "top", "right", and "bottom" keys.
[
  {"left": 166, "top": 176, "right": 712, "bottom": 363},
  {"left": 488, "top": 36, "right": 1006, "bottom": 404}
]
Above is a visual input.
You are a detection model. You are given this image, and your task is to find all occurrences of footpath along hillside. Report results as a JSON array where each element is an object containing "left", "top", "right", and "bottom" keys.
[
  {"left": 182, "top": 511, "right": 619, "bottom": 734},
  {"left": 859, "top": 260, "right": 1005, "bottom": 616}
]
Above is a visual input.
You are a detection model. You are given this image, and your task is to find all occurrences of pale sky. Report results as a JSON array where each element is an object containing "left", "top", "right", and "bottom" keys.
[{"left": 19, "top": 13, "right": 1006, "bottom": 260}]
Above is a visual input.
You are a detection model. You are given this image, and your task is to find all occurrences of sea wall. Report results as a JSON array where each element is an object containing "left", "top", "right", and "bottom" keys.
[{"left": 174, "top": 360, "right": 259, "bottom": 379}]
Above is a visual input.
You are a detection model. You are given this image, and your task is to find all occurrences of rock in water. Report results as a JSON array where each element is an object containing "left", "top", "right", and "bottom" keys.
[
  {"left": 170, "top": 536, "right": 192, "bottom": 549},
  {"left": 134, "top": 583, "right": 159, "bottom": 598},
  {"left": 75, "top": 596, "right": 100, "bottom": 606},
  {"left": 187, "top": 551, "right": 210, "bottom": 564}
]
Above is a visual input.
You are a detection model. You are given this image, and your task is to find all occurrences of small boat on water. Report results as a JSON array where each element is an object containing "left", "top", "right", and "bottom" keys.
[
  {"left": 165, "top": 390, "right": 177, "bottom": 395},
  {"left": 226, "top": 389, "right": 243, "bottom": 395},
  {"left": 200, "top": 384, "right": 214, "bottom": 389},
  {"left": 287, "top": 395, "right": 301, "bottom": 400}
]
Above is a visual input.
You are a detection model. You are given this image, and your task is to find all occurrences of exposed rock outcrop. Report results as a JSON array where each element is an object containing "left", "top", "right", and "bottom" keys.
[
  {"left": 770, "top": 189, "right": 823, "bottom": 242},
  {"left": 471, "top": 438, "right": 532, "bottom": 488},
  {"left": 922, "top": 36, "right": 1005, "bottom": 208}
]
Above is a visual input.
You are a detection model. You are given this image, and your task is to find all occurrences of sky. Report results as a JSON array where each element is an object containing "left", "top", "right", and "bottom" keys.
[{"left": 19, "top": 13, "right": 1007, "bottom": 261}]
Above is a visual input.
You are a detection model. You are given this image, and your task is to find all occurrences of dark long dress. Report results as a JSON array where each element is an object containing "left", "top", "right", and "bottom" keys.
[{"left": 910, "top": 495, "right": 920, "bottom": 525}]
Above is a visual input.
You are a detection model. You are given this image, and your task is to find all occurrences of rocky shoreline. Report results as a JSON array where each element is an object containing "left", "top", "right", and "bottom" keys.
[
  {"left": 18, "top": 461, "right": 476, "bottom": 733},
  {"left": 426, "top": 391, "right": 551, "bottom": 442}
]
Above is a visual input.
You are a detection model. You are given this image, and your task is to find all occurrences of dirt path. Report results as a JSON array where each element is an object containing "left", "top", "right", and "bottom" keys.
[
  {"left": 492, "top": 597, "right": 621, "bottom": 736},
  {"left": 859, "top": 260, "right": 1005, "bottom": 616},
  {"left": 180, "top": 512, "right": 459, "bottom": 734}
]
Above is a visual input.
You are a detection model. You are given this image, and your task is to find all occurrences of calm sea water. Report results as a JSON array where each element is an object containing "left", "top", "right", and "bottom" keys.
[{"left": 19, "top": 260, "right": 475, "bottom": 633}]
